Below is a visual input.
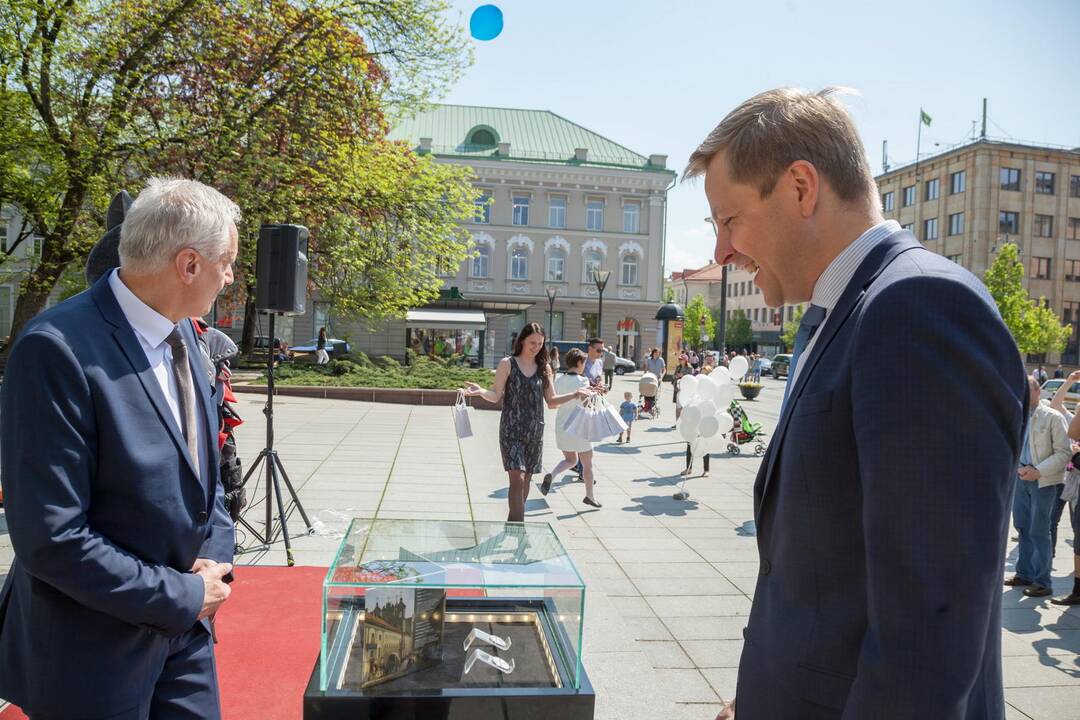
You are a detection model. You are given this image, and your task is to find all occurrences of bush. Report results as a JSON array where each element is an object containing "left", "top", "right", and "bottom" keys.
[{"left": 253, "top": 351, "right": 494, "bottom": 389}]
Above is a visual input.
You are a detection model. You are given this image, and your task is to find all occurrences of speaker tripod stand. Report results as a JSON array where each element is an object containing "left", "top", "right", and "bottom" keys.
[{"left": 237, "top": 312, "right": 313, "bottom": 565}]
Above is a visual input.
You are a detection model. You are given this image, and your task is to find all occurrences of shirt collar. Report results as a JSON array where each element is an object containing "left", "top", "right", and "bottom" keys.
[
  {"left": 108, "top": 268, "right": 177, "bottom": 348},
  {"left": 810, "top": 220, "right": 901, "bottom": 311}
]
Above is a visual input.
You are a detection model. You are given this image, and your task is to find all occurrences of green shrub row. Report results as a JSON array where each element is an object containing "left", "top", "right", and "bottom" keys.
[{"left": 254, "top": 350, "right": 495, "bottom": 389}]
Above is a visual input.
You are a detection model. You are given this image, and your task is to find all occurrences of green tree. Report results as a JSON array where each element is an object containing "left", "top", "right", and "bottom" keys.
[
  {"left": 683, "top": 294, "right": 715, "bottom": 350},
  {"left": 0, "top": 0, "right": 471, "bottom": 345},
  {"left": 780, "top": 304, "right": 804, "bottom": 351},
  {"left": 725, "top": 308, "right": 753, "bottom": 349},
  {"left": 663, "top": 286, "right": 675, "bottom": 303},
  {"left": 984, "top": 243, "right": 1071, "bottom": 355}
]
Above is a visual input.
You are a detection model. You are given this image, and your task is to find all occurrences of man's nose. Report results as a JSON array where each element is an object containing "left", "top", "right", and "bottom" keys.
[{"left": 713, "top": 228, "right": 734, "bottom": 266}]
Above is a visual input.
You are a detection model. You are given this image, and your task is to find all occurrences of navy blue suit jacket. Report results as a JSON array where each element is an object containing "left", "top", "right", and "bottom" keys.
[
  {"left": 0, "top": 275, "right": 233, "bottom": 717},
  {"left": 735, "top": 231, "right": 1027, "bottom": 719}
]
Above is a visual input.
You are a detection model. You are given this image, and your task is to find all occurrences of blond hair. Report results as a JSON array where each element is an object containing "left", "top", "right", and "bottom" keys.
[{"left": 684, "top": 87, "right": 877, "bottom": 205}]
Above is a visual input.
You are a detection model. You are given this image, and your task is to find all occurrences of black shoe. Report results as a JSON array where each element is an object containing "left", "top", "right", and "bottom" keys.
[
  {"left": 1024, "top": 585, "right": 1053, "bottom": 597},
  {"left": 1051, "top": 591, "right": 1080, "bottom": 606},
  {"left": 582, "top": 497, "right": 602, "bottom": 508},
  {"left": 1004, "top": 575, "right": 1033, "bottom": 587},
  {"left": 540, "top": 473, "right": 553, "bottom": 496}
]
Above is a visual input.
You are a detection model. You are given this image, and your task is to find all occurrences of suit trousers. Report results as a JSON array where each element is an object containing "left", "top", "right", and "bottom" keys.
[{"left": 1014, "top": 477, "right": 1060, "bottom": 589}]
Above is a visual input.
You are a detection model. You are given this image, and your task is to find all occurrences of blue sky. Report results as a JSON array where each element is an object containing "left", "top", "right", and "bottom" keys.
[{"left": 440, "top": 0, "right": 1080, "bottom": 274}]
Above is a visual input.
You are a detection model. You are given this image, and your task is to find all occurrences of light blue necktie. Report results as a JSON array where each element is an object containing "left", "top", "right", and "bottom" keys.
[{"left": 781, "top": 304, "right": 826, "bottom": 412}]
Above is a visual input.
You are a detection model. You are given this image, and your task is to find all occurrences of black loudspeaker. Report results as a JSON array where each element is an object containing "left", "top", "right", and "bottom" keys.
[{"left": 255, "top": 224, "right": 308, "bottom": 314}]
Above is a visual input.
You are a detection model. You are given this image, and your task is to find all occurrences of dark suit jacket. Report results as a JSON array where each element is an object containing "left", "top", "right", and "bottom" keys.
[
  {"left": 0, "top": 275, "right": 233, "bottom": 717},
  {"left": 735, "top": 231, "right": 1027, "bottom": 719}
]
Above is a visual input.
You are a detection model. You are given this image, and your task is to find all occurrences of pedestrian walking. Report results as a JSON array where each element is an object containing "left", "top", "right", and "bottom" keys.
[
  {"left": 1054, "top": 365, "right": 1065, "bottom": 379},
  {"left": 463, "top": 323, "right": 591, "bottom": 521},
  {"left": 539, "top": 348, "right": 601, "bottom": 508},
  {"left": 549, "top": 345, "right": 561, "bottom": 375},
  {"left": 645, "top": 347, "right": 666, "bottom": 398},
  {"left": 617, "top": 391, "right": 637, "bottom": 443},
  {"left": 602, "top": 345, "right": 617, "bottom": 388},
  {"left": 1035, "top": 364, "right": 1048, "bottom": 385},
  {"left": 672, "top": 354, "right": 694, "bottom": 426},
  {"left": 316, "top": 326, "right": 330, "bottom": 365}
]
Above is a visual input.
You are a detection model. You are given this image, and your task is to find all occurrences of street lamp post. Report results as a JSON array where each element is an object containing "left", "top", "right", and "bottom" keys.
[
  {"left": 700, "top": 315, "right": 706, "bottom": 353},
  {"left": 594, "top": 269, "right": 611, "bottom": 340},
  {"left": 706, "top": 217, "right": 728, "bottom": 352},
  {"left": 545, "top": 286, "right": 558, "bottom": 349}
]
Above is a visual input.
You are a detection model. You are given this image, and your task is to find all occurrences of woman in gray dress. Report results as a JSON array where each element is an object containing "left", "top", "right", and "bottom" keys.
[{"left": 463, "top": 323, "right": 592, "bottom": 521}]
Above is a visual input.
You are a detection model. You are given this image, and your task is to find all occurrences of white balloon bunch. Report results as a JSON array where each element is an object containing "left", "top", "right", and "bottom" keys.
[{"left": 677, "top": 366, "right": 738, "bottom": 458}]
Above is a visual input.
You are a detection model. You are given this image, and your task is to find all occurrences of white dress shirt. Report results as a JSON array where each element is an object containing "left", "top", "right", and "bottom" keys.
[
  {"left": 787, "top": 220, "right": 901, "bottom": 388},
  {"left": 108, "top": 268, "right": 187, "bottom": 434}
]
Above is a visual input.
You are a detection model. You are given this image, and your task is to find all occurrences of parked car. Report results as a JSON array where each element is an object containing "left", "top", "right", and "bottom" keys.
[
  {"left": 758, "top": 357, "right": 773, "bottom": 376},
  {"left": 613, "top": 355, "right": 636, "bottom": 374},
  {"left": 771, "top": 353, "right": 792, "bottom": 378},
  {"left": 1040, "top": 379, "right": 1080, "bottom": 412},
  {"left": 291, "top": 337, "right": 351, "bottom": 358}
]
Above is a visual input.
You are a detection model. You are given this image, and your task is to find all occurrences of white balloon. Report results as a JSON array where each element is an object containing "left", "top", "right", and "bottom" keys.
[
  {"left": 729, "top": 356, "right": 749, "bottom": 379},
  {"left": 710, "top": 366, "right": 731, "bottom": 385},
  {"left": 698, "top": 399, "right": 718, "bottom": 419},
  {"left": 679, "top": 415, "right": 700, "bottom": 442},
  {"left": 717, "top": 412, "right": 735, "bottom": 433},
  {"left": 691, "top": 436, "right": 710, "bottom": 458},
  {"left": 681, "top": 404, "right": 703, "bottom": 429},
  {"left": 706, "top": 430, "right": 730, "bottom": 454},
  {"left": 695, "top": 376, "right": 717, "bottom": 403},
  {"left": 714, "top": 382, "right": 737, "bottom": 405},
  {"left": 698, "top": 415, "right": 720, "bottom": 438},
  {"left": 679, "top": 374, "right": 699, "bottom": 397}
]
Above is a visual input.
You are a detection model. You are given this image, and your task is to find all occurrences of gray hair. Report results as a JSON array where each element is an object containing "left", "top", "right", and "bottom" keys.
[
  {"left": 119, "top": 177, "right": 240, "bottom": 274},
  {"left": 684, "top": 87, "right": 877, "bottom": 205}
]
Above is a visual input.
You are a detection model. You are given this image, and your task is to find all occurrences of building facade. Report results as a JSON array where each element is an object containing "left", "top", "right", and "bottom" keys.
[
  {"left": 0, "top": 209, "right": 57, "bottom": 344},
  {"left": 876, "top": 139, "right": 1080, "bottom": 364},
  {"left": 298, "top": 105, "right": 675, "bottom": 367}
]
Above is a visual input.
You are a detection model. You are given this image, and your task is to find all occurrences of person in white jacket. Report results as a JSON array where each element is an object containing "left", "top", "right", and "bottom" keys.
[
  {"left": 539, "top": 348, "right": 600, "bottom": 508},
  {"left": 1006, "top": 375, "right": 1072, "bottom": 597}
]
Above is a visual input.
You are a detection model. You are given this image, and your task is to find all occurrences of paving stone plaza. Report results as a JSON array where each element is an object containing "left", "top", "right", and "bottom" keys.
[
  {"left": 4, "top": 181, "right": 1066, "bottom": 720},
  {"left": 5, "top": 373, "right": 1060, "bottom": 718}
]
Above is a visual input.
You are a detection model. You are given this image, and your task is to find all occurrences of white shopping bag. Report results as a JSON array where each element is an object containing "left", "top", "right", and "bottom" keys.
[
  {"left": 453, "top": 390, "right": 473, "bottom": 439},
  {"left": 591, "top": 396, "right": 627, "bottom": 441},
  {"left": 562, "top": 400, "right": 592, "bottom": 439}
]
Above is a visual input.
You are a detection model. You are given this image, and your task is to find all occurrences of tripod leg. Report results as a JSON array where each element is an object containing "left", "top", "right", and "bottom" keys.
[
  {"left": 268, "top": 456, "right": 295, "bottom": 567},
  {"left": 236, "top": 450, "right": 271, "bottom": 546},
  {"left": 272, "top": 451, "right": 313, "bottom": 531}
]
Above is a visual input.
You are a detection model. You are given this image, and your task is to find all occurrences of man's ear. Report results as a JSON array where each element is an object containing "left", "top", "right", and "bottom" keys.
[
  {"left": 175, "top": 248, "right": 201, "bottom": 283},
  {"left": 785, "top": 161, "right": 819, "bottom": 218}
]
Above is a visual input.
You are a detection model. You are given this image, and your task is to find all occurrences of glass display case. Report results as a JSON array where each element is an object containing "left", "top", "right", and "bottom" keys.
[{"left": 303, "top": 517, "right": 595, "bottom": 720}]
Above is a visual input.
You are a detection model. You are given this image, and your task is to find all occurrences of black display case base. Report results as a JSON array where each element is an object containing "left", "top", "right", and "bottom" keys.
[{"left": 303, "top": 654, "right": 595, "bottom": 720}]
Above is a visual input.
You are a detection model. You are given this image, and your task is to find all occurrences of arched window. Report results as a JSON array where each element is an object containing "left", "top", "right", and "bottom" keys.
[
  {"left": 621, "top": 253, "right": 639, "bottom": 285},
  {"left": 471, "top": 245, "right": 491, "bottom": 277},
  {"left": 583, "top": 250, "right": 603, "bottom": 283},
  {"left": 547, "top": 247, "right": 566, "bottom": 282},
  {"left": 466, "top": 125, "right": 499, "bottom": 149},
  {"left": 509, "top": 247, "right": 529, "bottom": 280}
]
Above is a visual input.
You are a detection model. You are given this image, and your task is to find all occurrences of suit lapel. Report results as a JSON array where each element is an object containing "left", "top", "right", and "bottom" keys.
[
  {"left": 181, "top": 318, "right": 218, "bottom": 494},
  {"left": 91, "top": 278, "right": 203, "bottom": 482},
  {"left": 755, "top": 232, "right": 922, "bottom": 524}
]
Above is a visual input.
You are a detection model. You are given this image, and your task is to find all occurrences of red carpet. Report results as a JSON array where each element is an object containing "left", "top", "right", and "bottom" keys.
[
  {"left": 1, "top": 567, "right": 488, "bottom": 720},
  {"left": 2, "top": 565, "right": 326, "bottom": 720}
]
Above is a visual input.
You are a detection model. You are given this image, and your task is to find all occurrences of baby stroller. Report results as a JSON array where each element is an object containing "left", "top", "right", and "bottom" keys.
[
  {"left": 637, "top": 372, "right": 661, "bottom": 419},
  {"left": 726, "top": 399, "right": 768, "bottom": 456}
]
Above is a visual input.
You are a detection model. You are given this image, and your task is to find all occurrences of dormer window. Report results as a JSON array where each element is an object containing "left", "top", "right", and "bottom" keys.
[{"left": 465, "top": 125, "right": 499, "bottom": 149}]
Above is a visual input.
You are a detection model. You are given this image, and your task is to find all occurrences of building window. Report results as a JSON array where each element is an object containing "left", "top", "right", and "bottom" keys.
[
  {"left": 948, "top": 212, "right": 965, "bottom": 236},
  {"left": 923, "top": 217, "right": 939, "bottom": 241},
  {"left": 509, "top": 247, "right": 529, "bottom": 280},
  {"left": 950, "top": 170, "right": 966, "bottom": 194},
  {"left": 901, "top": 222, "right": 914, "bottom": 233},
  {"left": 1035, "top": 171, "right": 1055, "bottom": 195},
  {"left": 902, "top": 185, "right": 916, "bottom": 206},
  {"left": 1064, "top": 301, "right": 1080, "bottom": 364},
  {"left": 1072, "top": 175, "right": 1080, "bottom": 198},
  {"left": 471, "top": 245, "right": 491, "bottom": 277},
  {"left": 546, "top": 249, "right": 566, "bottom": 282},
  {"left": 947, "top": 254, "right": 963, "bottom": 265},
  {"left": 548, "top": 196, "right": 566, "bottom": 228},
  {"left": 583, "top": 250, "right": 602, "bottom": 282},
  {"left": 1070, "top": 217, "right": 1080, "bottom": 241},
  {"left": 1034, "top": 214, "right": 1054, "bottom": 238},
  {"left": 512, "top": 195, "right": 530, "bottom": 226},
  {"left": 925, "top": 178, "right": 940, "bottom": 201},
  {"left": 581, "top": 312, "right": 598, "bottom": 339},
  {"left": 881, "top": 191, "right": 894, "bottom": 211},
  {"left": 999, "top": 210, "right": 1020, "bottom": 235},
  {"left": 586, "top": 199, "right": 604, "bottom": 231},
  {"left": 622, "top": 201, "right": 640, "bottom": 233},
  {"left": 621, "top": 254, "right": 638, "bottom": 285},
  {"left": 1000, "top": 167, "right": 1021, "bottom": 191},
  {"left": 474, "top": 190, "right": 492, "bottom": 224},
  {"left": 0, "top": 218, "right": 7, "bottom": 252},
  {"left": 1066, "top": 260, "right": 1080, "bottom": 282},
  {"left": 1031, "top": 256, "right": 1051, "bottom": 280}
]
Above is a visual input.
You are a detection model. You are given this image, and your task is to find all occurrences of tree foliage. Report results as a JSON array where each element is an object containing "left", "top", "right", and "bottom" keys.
[
  {"left": 780, "top": 304, "right": 804, "bottom": 351},
  {"left": 725, "top": 308, "right": 753, "bottom": 349},
  {"left": 683, "top": 293, "right": 715, "bottom": 350},
  {"left": 983, "top": 243, "right": 1071, "bottom": 355},
  {"left": 0, "top": 0, "right": 472, "bottom": 345}
]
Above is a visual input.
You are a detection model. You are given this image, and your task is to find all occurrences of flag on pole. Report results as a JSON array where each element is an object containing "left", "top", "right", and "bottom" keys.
[{"left": 920, "top": 109, "right": 932, "bottom": 127}]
